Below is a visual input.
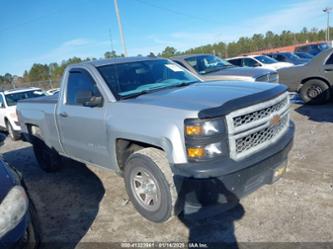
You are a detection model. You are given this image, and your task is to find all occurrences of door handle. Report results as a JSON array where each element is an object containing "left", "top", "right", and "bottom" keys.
[
  {"left": 324, "top": 68, "right": 333, "bottom": 72},
  {"left": 59, "top": 112, "right": 68, "bottom": 118}
]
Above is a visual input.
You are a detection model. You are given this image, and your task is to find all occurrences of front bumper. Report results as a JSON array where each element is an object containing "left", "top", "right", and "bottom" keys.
[{"left": 172, "top": 123, "right": 294, "bottom": 215}]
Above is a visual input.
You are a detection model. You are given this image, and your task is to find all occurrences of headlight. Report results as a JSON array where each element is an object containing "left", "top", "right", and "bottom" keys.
[
  {"left": 0, "top": 186, "right": 29, "bottom": 238},
  {"left": 187, "top": 142, "right": 223, "bottom": 160},
  {"left": 184, "top": 118, "right": 225, "bottom": 161},
  {"left": 185, "top": 119, "right": 224, "bottom": 137}
]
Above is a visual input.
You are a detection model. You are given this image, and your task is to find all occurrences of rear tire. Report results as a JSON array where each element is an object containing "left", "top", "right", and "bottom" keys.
[
  {"left": 124, "top": 148, "right": 177, "bottom": 223},
  {"left": 6, "top": 121, "right": 20, "bottom": 141},
  {"left": 32, "top": 138, "right": 62, "bottom": 172},
  {"left": 299, "top": 79, "right": 331, "bottom": 104}
]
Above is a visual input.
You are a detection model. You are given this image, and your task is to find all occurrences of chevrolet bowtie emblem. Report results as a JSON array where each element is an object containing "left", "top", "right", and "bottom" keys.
[{"left": 271, "top": 114, "right": 281, "bottom": 126}]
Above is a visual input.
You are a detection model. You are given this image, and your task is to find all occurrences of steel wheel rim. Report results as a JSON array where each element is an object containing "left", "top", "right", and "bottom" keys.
[
  {"left": 307, "top": 85, "right": 322, "bottom": 99},
  {"left": 130, "top": 167, "right": 161, "bottom": 212}
]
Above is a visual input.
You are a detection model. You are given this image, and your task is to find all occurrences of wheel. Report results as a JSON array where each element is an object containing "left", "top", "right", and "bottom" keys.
[
  {"left": 32, "top": 138, "right": 62, "bottom": 172},
  {"left": 299, "top": 79, "right": 331, "bottom": 104},
  {"left": 124, "top": 148, "right": 177, "bottom": 223},
  {"left": 6, "top": 121, "right": 20, "bottom": 141}
]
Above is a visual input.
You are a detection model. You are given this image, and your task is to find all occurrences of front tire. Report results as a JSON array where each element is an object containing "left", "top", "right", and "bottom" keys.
[
  {"left": 124, "top": 148, "right": 177, "bottom": 223},
  {"left": 6, "top": 121, "right": 20, "bottom": 141},
  {"left": 32, "top": 138, "right": 62, "bottom": 172},
  {"left": 299, "top": 79, "right": 331, "bottom": 104}
]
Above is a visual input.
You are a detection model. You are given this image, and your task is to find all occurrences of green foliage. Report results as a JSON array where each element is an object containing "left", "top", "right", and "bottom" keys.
[
  {"left": 0, "top": 27, "right": 331, "bottom": 88},
  {"left": 159, "top": 46, "right": 179, "bottom": 58}
]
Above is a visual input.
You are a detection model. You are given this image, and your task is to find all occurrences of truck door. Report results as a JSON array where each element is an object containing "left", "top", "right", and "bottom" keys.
[{"left": 57, "top": 68, "right": 109, "bottom": 166}]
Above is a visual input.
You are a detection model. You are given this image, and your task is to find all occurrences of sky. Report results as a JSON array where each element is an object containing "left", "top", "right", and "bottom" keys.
[{"left": 0, "top": 0, "right": 331, "bottom": 76}]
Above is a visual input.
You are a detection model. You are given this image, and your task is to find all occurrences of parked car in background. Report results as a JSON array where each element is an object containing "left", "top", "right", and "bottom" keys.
[
  {"left": 278, "top": 48, "right": 333, "bottom": 104},
  {"left": 171, "top": 54, "right": 279, "bottom": 83},
  {"left": 294, "top": 42, "right": 331, "bottom": 56},
  {"left": 0, "top": 87, "right": 45, "bottom": 140},
  {"left": 17, "top": 57, "right": 294, "bottom": 223},
  {"left": 46, "top": 88, "right": 60, "bottom": 96},
  {"left": 265, "top": 52, "right": 309, "bottom": 65},
  {"left": 227, "top": 55, "right": 293, "bottom": 70},
  {"left": 294, "top": 52, "right": 314, "bottom": 60},
  {"left": 0, "top": 134, "right": 39, "bottom": 248}
]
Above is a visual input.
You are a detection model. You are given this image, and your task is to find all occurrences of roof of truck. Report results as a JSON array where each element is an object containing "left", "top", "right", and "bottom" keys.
[{"left": 77, "top": 56, "right": 165, "bottom": 68}]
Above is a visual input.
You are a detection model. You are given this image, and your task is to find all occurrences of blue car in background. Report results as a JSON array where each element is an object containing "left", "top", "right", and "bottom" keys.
[{"left": 0, "top": 134, "right": 39, "bottom": 249}]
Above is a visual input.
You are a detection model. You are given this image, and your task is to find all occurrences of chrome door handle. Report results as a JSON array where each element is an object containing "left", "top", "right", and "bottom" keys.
[{"left": 59, "top": 112, "right": 68, "bottom": 118}]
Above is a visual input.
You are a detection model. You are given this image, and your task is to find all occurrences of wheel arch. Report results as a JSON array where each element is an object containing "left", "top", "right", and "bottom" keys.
[
  {"left": 299, "top": 76, "right": 331, "bottom": 90},
  {"left": 115, "top": 138, "right": 169, "bottom": 172}
]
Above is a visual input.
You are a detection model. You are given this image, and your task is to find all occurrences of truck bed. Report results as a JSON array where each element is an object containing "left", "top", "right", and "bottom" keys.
[{"left": 17, "top": 94, "right": 62, "bottom": 153}]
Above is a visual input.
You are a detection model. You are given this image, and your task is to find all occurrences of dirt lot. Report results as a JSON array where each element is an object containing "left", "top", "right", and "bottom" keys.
[{"left": 1, "top": 103, "right": 333, "bottom": 248}]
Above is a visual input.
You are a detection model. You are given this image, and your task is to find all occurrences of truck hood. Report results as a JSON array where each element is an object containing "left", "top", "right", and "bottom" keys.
[
  {"left": 205, "top": 66, "right": 273, "bottom": 79},
  {"left": 125, "top": 81, "right": 286, "bottom": 116}
]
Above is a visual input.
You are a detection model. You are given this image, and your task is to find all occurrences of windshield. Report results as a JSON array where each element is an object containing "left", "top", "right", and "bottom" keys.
[
  {"left": 318, "top": 43, "right": 330, "bottom": 50},
  {"left": 296, "top": 52, "right": 313, "bottom": 59},
  {"left": 281, "top": 52, "right": 301, "bottom": 60},
  {"left": 5, "top": 90, "right": 45, "bottom": 106},
  {"left": 97, "top": 59, "right": 199, "bottom": 99},
  {"left": 185, "top": 55, "right": 234, "bottom": 74},
  {"left": 254, "top": 55, "right": 278, "bottom": 64}
]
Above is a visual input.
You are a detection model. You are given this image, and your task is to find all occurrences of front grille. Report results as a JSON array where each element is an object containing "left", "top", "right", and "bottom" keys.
[
  {"left": 235, "top": 115, "right": 288, "bottom": 154},
  {"left": 233, "top": 97, "right": 288, "bottom": 128},
  {"left": 226, "top": 92, "right": 290, "bottom": 160}
]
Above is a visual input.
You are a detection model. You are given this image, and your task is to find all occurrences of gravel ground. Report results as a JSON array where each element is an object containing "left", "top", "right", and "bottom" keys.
[{"left": 1, "top": 103, "right": 333, "bottom": 248}]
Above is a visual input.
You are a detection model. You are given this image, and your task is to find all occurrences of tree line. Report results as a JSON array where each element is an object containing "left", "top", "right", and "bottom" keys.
[{"left": 0, "top": 27, "right": 331, "bottom": 88}]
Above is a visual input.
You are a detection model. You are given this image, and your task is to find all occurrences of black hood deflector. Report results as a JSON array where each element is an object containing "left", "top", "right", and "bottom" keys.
[{"left": 198, "top": 84, "right": 288, "bottom": 119}]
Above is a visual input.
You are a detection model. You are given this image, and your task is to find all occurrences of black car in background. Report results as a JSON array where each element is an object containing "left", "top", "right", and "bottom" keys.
[
  {"left": 294, "top": 42, "right": 331, "bottom": 56},
  {"left": 294, "top": 52, "right": 314, "bottom": 60},
  {"left": 265, "top": 52, "right": 309, "bottom": 65},
  {"left": 0, "top": 134, "right": 39, "bottom": 249}
]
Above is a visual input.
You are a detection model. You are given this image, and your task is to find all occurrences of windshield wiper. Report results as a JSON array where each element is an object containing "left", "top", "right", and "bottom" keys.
[
  {"left": 173, "top": 81, "right": 199, "bottom": 87},
  {"left": 120, "top": 81, "right": 199, "bottom": 99}
]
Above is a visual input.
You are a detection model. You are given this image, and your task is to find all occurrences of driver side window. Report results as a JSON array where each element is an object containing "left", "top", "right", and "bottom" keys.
[
  {"left": 66, "top": 69, "right": 103, "bottom": 107},
  {"left": 243, "top": 58, "right": 259, "bottom": 67}
]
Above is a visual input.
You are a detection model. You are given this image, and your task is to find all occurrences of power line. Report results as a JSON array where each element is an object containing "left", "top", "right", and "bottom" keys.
[
  {"left": 132, "top": 0, "right": 218, "bottom": 24},
  {"left": 0, "top": 7, "right": 64, "bottom": 33}
]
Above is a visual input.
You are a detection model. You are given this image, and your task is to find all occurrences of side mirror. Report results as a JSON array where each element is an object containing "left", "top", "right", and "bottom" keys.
[
  {"left": 0, "top": 103, "right": 4, "bottom": 108},
  {"left": 76, "top": 91, "right": 92, "bottom": 105},
  {"left": 76, "top": 91, "right": 103, "bottom": 107},
  {"left": 84, "top": 96, "right": 103, "bottom": 107},
  {"left": 254, "top": 62, "right": 261, "bottom": 67}
]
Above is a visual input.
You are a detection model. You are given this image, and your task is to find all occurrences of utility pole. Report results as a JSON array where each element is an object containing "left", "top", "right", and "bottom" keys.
[
  {"left": 323, "top": 7, "right": 332, "bottom": 41},
  {"left": 114, "top": 0, "right": 128, "bottom": 57}
]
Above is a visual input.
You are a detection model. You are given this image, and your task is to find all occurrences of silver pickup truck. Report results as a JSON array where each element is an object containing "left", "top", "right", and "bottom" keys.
[{"left": 17, "top": 57, "right": 294, "bottom": 222}]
